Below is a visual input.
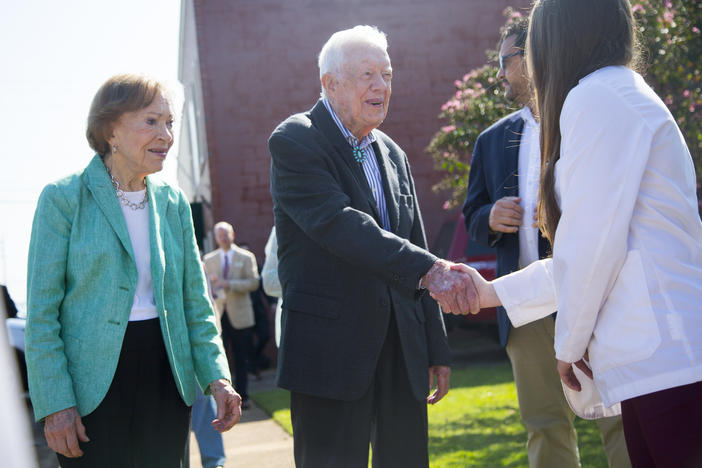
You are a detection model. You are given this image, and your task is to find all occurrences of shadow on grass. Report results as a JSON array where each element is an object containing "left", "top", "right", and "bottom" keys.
[
  {"left": 429, "top": 432, "right": 527, "bottom": 467},
  {"left": 251, "top": 363, "right": 610, "bottom": 467},
  {"left": 449, "top": 361, "right": 514, "bottom": 389},
  {"left": 428, "top": 407, "right": 527, "bottom": 465},
  {"left": 428, "top": 408, "right": 608, "bottom": 467}
]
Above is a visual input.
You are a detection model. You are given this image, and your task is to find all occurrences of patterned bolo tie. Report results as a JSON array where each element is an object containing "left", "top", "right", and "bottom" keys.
[{"left": 352, "top": 145, "right": 367, "bottom": 164}]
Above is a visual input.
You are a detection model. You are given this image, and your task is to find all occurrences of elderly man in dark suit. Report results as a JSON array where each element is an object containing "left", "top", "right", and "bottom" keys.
[{"left": 269, "top": 25, "right": 478, "bottom": 468}]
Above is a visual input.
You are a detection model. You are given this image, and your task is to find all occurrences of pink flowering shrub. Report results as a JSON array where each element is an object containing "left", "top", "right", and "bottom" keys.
[
  {"left": 428, "top": 3, "right": 702, "bottom": 209},
  {"left": 426, "top": 7, "right": 523, "bottom": 208},
  {"left": 634, "top": 0, "right": 701, "bottom": 193},
  {"left": 426, "top": 64, "right": 512, "bottom": 208}
]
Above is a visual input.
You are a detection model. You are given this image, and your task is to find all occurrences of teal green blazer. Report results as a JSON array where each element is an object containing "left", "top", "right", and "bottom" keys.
[{"left": 25, "top": 155, "right": 230, "bottom": 421}]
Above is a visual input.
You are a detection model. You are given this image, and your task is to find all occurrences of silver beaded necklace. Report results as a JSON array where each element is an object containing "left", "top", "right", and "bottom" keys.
[{"left": 107, "top": 169, "right": 148, "bottom": 210}]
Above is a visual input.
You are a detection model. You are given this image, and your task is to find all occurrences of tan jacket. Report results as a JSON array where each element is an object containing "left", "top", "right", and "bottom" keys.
[{"left": 203, "top": 245, "right": 259, "bottom": 329}]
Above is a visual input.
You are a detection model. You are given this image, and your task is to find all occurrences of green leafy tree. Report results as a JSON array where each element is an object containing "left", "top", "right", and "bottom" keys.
[{"left": 428, "top": 3, "right": 702, "bottom": 209}]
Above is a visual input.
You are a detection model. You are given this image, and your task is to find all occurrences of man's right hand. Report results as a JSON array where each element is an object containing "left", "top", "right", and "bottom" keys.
[
  {"left": 489, "top": 196, "right": 523, "bottom": 233},
  {"left": 44, "top": 406, "right": 89, "bottom": 458},
  {"left": 421, "top": 259, "right": 479, "bottom": 315}
]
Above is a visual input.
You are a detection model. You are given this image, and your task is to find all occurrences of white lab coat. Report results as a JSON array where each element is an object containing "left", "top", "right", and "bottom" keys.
[{"left": 494, "top": 66, "right": 702, "bottom": 408}]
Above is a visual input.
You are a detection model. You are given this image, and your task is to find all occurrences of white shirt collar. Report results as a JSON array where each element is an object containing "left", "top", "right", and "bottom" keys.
[{"left": 521, "top": 106, "right": 537, "bottom": 126}]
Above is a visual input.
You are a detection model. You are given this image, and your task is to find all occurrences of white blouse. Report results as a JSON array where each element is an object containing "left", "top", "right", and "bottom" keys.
[
  {"left": 120, "top": 190, "right": 158, "bottom": 321},
  {"left": 493, "top": 66, "right": 702, "bottom": 407}
]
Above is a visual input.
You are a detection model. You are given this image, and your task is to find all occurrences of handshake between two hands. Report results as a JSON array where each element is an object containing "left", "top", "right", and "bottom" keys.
[
  {"left": 422, "top": 258, "right": 595, "bottom": 394},
  {"left": 420, "top": 259, "right": 501, "bottom": 315}
]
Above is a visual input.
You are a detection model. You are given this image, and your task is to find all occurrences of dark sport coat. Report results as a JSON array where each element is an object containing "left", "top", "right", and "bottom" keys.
[
  {"left": 269, "top": 100, "right": 451, "bottom": 401},
  {"left": 462, "top": 110, "right": 550, "bottom": 347}
]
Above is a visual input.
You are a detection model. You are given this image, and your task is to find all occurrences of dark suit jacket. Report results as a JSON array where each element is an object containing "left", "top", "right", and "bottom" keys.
[
  {"left": 462, "top": 110, "right": 550, "bottom": 347},
  {"left": 269, "top": 100, "right": 451, "bottom": 402}
]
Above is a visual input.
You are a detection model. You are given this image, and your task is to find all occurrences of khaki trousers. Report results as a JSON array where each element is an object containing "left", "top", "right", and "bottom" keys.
[{"left": 506, "top": 316, "right": 631, "bottom": 468}]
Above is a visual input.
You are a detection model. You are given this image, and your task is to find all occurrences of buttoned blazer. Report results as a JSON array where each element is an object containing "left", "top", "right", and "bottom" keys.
[
  {"left": 25, "top": 155, "right": 230, "bottom": 421},
  {"left": 202, "top": 246, "right": 259, "bottom": 329},
  {"left": 269, "top": 100, "right": 451, "bottom": 402},
  {"left": 462, "top": 111, "right": 550, "bottom": 347}
]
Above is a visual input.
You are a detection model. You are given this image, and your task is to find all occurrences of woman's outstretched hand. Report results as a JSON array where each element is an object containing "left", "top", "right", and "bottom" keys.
[{"left": 449, "top": 263, "right": 502, "bottom": 309}]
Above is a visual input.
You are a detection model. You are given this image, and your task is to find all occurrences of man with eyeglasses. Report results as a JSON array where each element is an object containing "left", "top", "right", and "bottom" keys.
[{"left": 462, "top": 18, "right": 630, "bottom": 468}]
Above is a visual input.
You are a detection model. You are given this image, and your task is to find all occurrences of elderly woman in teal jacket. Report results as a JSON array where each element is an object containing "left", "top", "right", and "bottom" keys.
[{"left": 25, "top": 74, "right": 241, "bottom": 467}]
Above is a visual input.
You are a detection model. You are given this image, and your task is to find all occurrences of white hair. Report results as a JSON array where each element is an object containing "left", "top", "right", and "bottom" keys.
[
  {"left": 318, "top": 25, "right": 388, "bottom": 98},
  {"left": 213, "top": 221, "right": 234, "bottom": 234}
]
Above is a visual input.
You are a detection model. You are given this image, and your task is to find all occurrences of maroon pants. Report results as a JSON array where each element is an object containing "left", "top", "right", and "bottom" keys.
[{"left": 621, "top": 380, "right": 702, "bottom": 468}]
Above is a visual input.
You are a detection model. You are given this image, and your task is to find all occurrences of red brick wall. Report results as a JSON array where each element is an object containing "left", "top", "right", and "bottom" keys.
[{"left": 194, "top": 0, "right": 531, "bottom": 258}]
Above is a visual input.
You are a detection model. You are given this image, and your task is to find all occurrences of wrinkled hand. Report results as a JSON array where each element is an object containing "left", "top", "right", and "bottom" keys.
[
  {"left": 557, "top": 357, "right": 593, "bottom": 392},
  {"left": 421, "top": 259, "right": 478, "bottom": 315},
  {"left": 44, "top": 406, "right": 89, "bottom": 458},
  {"left": 210, "top": 379, "right": 242, "bottom": 432},
  {"left": 427, "top": 365, "right": 451, "bottom": 405},
  {"left": 449, "top": 263, "right": 501, "bottom": 308},
  {"left": 489, "top": 196, "right": 523, "bottom": 233}
]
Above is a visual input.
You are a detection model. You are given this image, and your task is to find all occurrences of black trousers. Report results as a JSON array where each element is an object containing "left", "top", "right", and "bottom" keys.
[
  {"left": 220, "top": 312, "right": 253, "bottom": 402},
  {"left": 57, "top": 318, "right": 191, "bottom": 468},
  {"left": 290, "top": 311, "right": 429, "bottom": 468}
]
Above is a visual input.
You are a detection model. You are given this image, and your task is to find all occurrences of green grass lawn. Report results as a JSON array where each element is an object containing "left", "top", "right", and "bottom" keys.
[{"left": 251, "top": 362, "right": 609, "bottom": 467}]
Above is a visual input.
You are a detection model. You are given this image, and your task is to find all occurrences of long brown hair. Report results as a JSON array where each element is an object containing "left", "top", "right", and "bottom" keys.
[{"left": 527, "top": 0, "right": 641, "bottom": 245}]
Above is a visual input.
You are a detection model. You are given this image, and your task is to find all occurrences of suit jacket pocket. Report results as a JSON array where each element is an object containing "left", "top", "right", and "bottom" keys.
[
  {"left": 398, "top": 194, "right": 414, "bottom": 211},
  {"left": 285, "top": 290, "right": 340, "bottom": 319},
  {"left": 397, "top": 194, "right": 415, "bottom": 235}
]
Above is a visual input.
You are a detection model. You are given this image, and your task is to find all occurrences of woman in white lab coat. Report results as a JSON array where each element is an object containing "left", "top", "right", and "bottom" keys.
[{"left": 461, "top": 0, "right": 702, "bottom": 466}]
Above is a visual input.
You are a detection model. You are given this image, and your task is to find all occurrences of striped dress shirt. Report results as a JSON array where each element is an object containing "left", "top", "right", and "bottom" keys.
[{"left": 322, "top": 98, "right": 391, "bottom": 231}]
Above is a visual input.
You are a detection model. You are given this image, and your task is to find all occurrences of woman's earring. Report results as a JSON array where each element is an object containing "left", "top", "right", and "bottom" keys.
[{"left": 112, "top": 145, "right": 117, "bottom": 154}]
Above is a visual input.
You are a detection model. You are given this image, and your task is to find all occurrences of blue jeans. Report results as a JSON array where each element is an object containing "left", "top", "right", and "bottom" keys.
[{"left": 192, "top": 384, "right": 226, "bottom": 468}]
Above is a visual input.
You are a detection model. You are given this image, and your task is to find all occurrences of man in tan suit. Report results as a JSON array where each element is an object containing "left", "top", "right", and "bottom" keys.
[{"left": 203, "top": 221, "right": 259, "bottom": 408}]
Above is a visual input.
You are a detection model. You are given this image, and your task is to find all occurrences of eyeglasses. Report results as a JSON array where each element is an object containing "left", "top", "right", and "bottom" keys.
[{"left": 499, "top": 50, "right": 524, "bottom": 70}]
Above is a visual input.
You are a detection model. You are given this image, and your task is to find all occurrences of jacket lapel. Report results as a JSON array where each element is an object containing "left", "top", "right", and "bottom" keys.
[
  {"left": 501, "top": 116, "right": 524, "bottom": 197},
  {"left": 83, "top": 155, "right": 135, "bottom": 261},
  {"left": 146, "top": 178, "right": 167, "bottom": 312},
  {"left": 310, "top": 101, "right": 379, "bottom": 214},
  {"left": 372, "top": 138, "right": 399, "bottom": 233}
]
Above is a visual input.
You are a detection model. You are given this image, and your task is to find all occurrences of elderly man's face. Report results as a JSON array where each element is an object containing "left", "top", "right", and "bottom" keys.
[{"left": 325, "top": 44, "right": 392, "bottom": 139}]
